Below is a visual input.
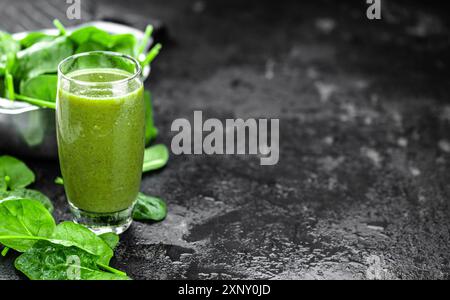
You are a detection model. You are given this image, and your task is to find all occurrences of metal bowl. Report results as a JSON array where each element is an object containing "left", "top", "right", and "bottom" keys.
[{"left": 0, "top": 21, "right": 151, "bottom": 159}]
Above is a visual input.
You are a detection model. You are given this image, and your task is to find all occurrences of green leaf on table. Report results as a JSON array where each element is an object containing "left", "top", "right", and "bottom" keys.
[
  {"left": 99, "top": 232, "right": 120, "bottom": 251},
  {"left": 0, "top": 199, "right": 55, "bottom": 252},
  {"left": 0, "top": 188, "right": 53, "bottom": 213},
  {"left": 0, "top": 155, "right": 35, "bottom": 191},
  {"left": 142, "top": 144, "right": 169, "bottom": 173},
  {"left": 18, "top": 32, "right": 56, "bottom": 49},
  {"left": 0, "top": 31, "right": 20, "bottom": 76},
  {"left": 13, "top": 36, "right": 73, "bottom": 80},
  {"left": 15, "top": 241, "right": 129, "bottom": 280},
  {"left": 133, "top": 193, "right": 167, "bottom": 222},
  {"left": 0, "top": 198, "right": 115, "bottom": 265},
  {"left": 52, "top": 221, "right": 114, "bottom": 265},
  {"left": 20, "top": 74, "right": 58, "bottom": 102}
]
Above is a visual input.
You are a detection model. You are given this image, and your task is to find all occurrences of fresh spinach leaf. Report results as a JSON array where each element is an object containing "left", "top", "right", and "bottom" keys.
[
  {"left": 142, "top": 144, "right": 169, "bottom": 173},
  {"left": 69, "top": 26, "right": 137, "bottom": 55},
  {"left": 0, "top": 198, "right": 129, "bottom": 280},
  {"left": 99, "top": 232, "right": 120, "bottom": 251},
  {"left": 0, "top": 199, "right": 55, "bottom": 252},
  {"left": 15, "top": 241, "right": 129, "bottom": 280},
  {"left": 0, "top": 155, "right": 35, "bottom": 191},
  {"left": 18, "top": 32, "right": 56, "bottom": 49},
  {"left": 13, "top": 36, "right": 73, "bottom": 80},
  {"left": 133, "top": 193, "right": 167, "bottom": 222},
  {"left": 0, "top": 199, "right": 113, "bottom": 264},
  {"left": 20, "top": 74, "right": 58, "bottom": 102},
  {"left": 0, "top": 188, "right": 53, "bottom": 212},
  {"left": 52, "top": 221, "right": 114, "bottom": 265},
  {"left": 69, "top": 26, "right": 112, "bottom": 47}
]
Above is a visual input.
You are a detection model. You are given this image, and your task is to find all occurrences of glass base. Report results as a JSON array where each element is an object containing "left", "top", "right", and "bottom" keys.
[{"left": 69, "top": 202, "right": 133, "bottom": 235}]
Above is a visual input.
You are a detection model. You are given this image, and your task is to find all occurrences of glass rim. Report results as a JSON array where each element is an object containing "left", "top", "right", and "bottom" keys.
[{"left": 57, "top": 51, "right": 142, "bottom": 86}]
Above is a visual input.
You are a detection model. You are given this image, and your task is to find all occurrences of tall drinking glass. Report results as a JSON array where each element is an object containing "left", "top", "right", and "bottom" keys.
[{"left": 57, "top": 51, "right": 145, "bottom": 234}]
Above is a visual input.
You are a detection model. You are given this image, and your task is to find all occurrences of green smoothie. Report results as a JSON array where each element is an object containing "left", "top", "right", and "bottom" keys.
[{"left": 56, "top": 68, "right": 145, "bottom": 213}]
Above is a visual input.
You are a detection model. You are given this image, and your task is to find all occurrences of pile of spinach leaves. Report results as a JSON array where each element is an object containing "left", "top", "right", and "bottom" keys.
[{"left": 0, "top": 154, "right": 168, "bottom": 280}]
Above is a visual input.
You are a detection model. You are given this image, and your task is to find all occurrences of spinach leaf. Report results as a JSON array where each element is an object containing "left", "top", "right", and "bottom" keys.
[
  {"left": 69, "top": 26, "right": 137, "bottom": 55},
  {"left": 0, "top": 155, "right": 35, "bottom": 191},
  {"left": 0, "top": 31, "right": 20, "bottom": 76},
  {"left": 133, "top": 193, "right": 167, "bottom": 222},
  {"left": 13, "top": 36, "right": 73, "bottom": 80},
  {"left": 0, "top": 199, "right": 113, "bottom": 264},
  {"left": 144, "top": 90, "right": 158, "bottom": 145},
  {"left": 19, "top": 32, "right": 56, "bottom": 49},
  {"left": 0, "top": 188, "right": 53, "bottom": 213},
  {"left": 142, "top": 144, "right": 169, "bottom": 173},
  {"left": 52, "top": 221, "right": 114, "bottom": 265},
  {"left": 0, "top": 199, "right": 55, "bottom": 252},
  {"left": 15, "top": 241, "right": 129, "bottom": 280},
  {"left": 20, "top": 74, "right": 58, "bottom": 102},
  {"left": 99, "top": 232, "right": 120, "bottom": 250},
  {"left": 69, "top": 26, "right": 112, "bottom": 47}
]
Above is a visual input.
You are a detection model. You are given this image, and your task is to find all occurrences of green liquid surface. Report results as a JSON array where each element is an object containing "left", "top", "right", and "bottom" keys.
[{"left": 57, "top": 69, "right": 145, "bottom": 213}]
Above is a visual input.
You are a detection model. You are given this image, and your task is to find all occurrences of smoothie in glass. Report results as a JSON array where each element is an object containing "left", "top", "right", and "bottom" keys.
[{"left": 56, "top": 52, "right": 145, "bottom": 234}]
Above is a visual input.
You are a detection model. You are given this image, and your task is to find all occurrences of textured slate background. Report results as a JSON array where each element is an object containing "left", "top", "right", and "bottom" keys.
[{"left": 1, "top": 0, "right": 450, "bottom": 279}]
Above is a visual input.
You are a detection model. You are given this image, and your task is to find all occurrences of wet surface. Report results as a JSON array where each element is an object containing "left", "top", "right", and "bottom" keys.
[{"left": 1, "top": 0, "right": 450, "bottom": 280}]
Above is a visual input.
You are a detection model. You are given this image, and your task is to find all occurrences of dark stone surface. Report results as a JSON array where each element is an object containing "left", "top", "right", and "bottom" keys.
[{"left": 2, "top": 0, "right": 450, "bottom": 279}]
